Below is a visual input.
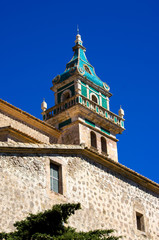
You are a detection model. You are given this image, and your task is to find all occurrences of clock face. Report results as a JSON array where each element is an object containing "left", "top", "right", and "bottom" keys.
[{"left": 103, "top": 82, "right": 110, "bottom": 91}]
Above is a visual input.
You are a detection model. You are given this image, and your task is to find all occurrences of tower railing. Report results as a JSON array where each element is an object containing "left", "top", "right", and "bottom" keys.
[{"left": 43, "top": 95, "right": 124, "bottom": 128}]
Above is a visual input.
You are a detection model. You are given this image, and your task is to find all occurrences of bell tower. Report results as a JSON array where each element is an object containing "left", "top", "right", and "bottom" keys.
[{"left": 42, "top": 32, "right": 125, "bottom": 162}]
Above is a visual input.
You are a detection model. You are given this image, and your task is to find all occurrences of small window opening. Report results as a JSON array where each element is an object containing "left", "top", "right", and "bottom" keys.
[
  {"left": 101, "top": 137, "right": 107, "bottom": 154},
  {"left": 136, "top": 212, "right": 145, "bottom": 232},
  {"left": 91, "top": 131, "right": 97, "bottom": 149},
  {"left": 63, "top": 92, "right": 71, "bottom": 101},
  {"left": 84, "top": 65, "right": 91, "bottom": 74},
  {"left": 92, "top": 95, "right": 98, "bottom": 103},
  {"left": 50, "top": 163, "right": 60, "bottom": 193}
]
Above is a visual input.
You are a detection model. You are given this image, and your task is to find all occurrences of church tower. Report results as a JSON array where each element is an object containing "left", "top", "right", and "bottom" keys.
[{"left": 42, "top": 32, "right": 125, "bottom": 162}]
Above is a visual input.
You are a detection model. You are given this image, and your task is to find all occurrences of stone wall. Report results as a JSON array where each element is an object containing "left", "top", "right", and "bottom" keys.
[
  {"left": 79, "top": 123, "right": 118, "bottom": 161},
  {"left": 0, "top": 110, "right": 57, "bottom": 144},
  {"left": 0, "top": 144, "right": 158, "bottom": 240},
  {"left": 58, "top": 123, "right": 80, "bottom": 145}
]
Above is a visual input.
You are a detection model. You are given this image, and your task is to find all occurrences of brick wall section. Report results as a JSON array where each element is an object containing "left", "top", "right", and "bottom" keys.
[{"left": 0, "top": 143, "right": 159, "bottom": 240}]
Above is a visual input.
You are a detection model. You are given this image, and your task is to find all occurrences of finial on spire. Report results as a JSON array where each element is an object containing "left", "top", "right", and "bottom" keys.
[
  {"left": 75, "top": 25, "right": 83, "bottom": 45},
  {"left": 77, "top": 25, "right": 79, "bottom": 35}
]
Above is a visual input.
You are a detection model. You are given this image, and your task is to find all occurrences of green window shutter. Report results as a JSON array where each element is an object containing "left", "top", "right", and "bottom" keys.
[
  {"left": 121, "top": 120, "right": 124, "bottom": 128},
  {"left": 81, "top": 85, "right": 87, "bottom": 97},
  {"left": 102, "top": 98, "right": 107, "bottom": 109},
  {"left": 50, "top": 163, "right": 59, "bottom": 193},
  {"left": 114, "top": 117, "right": 117, "bottom": 123},
  {"left": 79, "top": 96, "right": 82, "bottom": 103}
]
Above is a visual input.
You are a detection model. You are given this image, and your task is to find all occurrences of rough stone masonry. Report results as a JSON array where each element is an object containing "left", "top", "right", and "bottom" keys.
[{"left": 0, "top": 143, "right": 159, "bottom": 240}]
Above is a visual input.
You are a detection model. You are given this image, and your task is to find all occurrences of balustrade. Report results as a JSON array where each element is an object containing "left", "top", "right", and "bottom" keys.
[{"left": 43, "top": 95, "right": 124, "bottom": 128}]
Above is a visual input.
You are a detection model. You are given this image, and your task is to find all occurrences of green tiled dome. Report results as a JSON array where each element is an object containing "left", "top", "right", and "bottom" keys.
[{"left": 53, "top": 34, "right": 110, "bottom": 91}]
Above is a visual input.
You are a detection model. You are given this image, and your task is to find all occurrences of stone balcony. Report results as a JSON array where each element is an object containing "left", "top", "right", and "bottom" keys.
[{"left": 43, "top": 95, "right": 125, "bottom": 129}]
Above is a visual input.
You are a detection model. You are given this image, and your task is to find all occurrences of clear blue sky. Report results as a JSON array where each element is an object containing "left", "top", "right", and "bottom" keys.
[{"left": 0, "top": 0, "right": 159, "bottom": 183}]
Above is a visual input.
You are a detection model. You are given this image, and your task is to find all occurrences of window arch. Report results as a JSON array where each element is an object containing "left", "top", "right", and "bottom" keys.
[
  {"left": 92, "top": 95, "right": 98, "bottom": 103},
  {"left": 90, "top": 93, "right": 98, "bottom": 104},
  {"left": 61, "top": 89, "right": 72, "bottom": 102},
  {"left": 101, "top": 137, "right": 107, "bottom": 154},
  {"left": 90, "top": 131, "right": 97, "bottom": 148}
]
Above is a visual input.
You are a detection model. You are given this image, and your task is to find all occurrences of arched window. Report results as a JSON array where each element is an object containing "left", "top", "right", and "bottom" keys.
[
  {"left": 92, "top": 95, "right": 98, "bottom": 103},
  {"left": 63, "top": 92, "right": 70, "bottom": 101},
  {"left": 91, "top": 131, "right": 97, "bottom": 148},
  {"left": 61, "top": 90, "right": 72, "bottom": 102},
  {"left": 101, "top": 137, "right": 107, "bottom": 154}
]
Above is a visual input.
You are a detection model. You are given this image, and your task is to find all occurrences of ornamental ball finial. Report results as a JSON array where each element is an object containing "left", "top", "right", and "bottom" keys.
[
  {"left": 118, "top": 105, "right": 124, "bottom": 118},
  {"left": 41, "top": 98, "right": 47, "bottom": 112}
]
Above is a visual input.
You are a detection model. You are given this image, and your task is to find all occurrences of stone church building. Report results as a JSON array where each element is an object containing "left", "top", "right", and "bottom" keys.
[{"left": 0, "top": 33, "right": 159, "bottom": 240}]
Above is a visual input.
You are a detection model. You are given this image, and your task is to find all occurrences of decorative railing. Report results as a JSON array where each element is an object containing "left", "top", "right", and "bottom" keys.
[
  {"left": 43, "top": 95, "right": 124, "bottom": 128},
  {"left": 43, "top": 96, "right": 78, "bottom": 120}
]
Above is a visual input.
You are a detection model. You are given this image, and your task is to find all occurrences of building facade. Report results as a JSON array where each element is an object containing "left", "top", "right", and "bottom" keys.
[{"left": 0, "top": 33, "right": 159, "bottom": 240}]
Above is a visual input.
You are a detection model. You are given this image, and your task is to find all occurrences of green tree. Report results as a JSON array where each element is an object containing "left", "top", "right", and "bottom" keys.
[{"left": 0, "top": 203, "right": 122, "bottom": 240}]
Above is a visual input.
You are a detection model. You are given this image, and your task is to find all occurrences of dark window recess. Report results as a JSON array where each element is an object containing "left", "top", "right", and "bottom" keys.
[
  {"left": 92, "top": 95, "right": 98, "bottom": 103},
  {"left": 50, "top": 163, "right": 59, "bottom": 193},
  {"left": 63, "top": 92, "right": 71, "bottom": 101},
  {"left": 59, "top": 118, "right": 71, "bottom": 129},
  {"left": 91, "top": 131, "right": 97, "bottom": 148},
  {"left": 136, "top": 212, "right": 145, "bottom": 232},
  {"left": 101, "top": 137, "right": 107, "bottom": 154}
]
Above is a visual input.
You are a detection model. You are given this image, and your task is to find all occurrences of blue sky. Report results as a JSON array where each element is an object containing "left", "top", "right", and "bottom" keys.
[{"left": 0, "top": 0, "right": 159, "bottom": 183}]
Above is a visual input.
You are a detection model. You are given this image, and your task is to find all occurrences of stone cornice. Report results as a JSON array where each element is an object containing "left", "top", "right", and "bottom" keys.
[
  {"left": 61, "top": 119, "right": 119, "bottom": 142},
  {"left": 0, "top": 142, "right": 158, "bottom": 195},
  {"left": 0, "top": 99, "right": 61, "bottom": 138},
  {"left": 0, "top": 126, "right": 42, "bottom": 143}
]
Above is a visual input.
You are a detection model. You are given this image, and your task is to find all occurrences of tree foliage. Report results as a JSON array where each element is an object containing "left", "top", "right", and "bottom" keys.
[{"left": 0, "top": 203, "right": 122, "bottom": 240}]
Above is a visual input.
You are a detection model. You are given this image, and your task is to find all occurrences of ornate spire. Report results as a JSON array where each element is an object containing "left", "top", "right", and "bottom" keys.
[{"left": 52, "top": 32, "right": 110, "bottom": 91}]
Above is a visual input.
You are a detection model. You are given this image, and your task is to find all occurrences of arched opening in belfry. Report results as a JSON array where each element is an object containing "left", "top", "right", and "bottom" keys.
[
  {"left": 61, "top": 90, "right": 71, "bottom": 102},
  {"left": 92, "top": 95, "right": 98, "bottom": 103},
  {"left": 101, "top": 137, "right": 107, "bottom": 154},
  {"left": 90, "top": 131, "right": 97, "bottom": 148},
  {"left": 63, "top": 92, "right": 70, "bottom": 101}
]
